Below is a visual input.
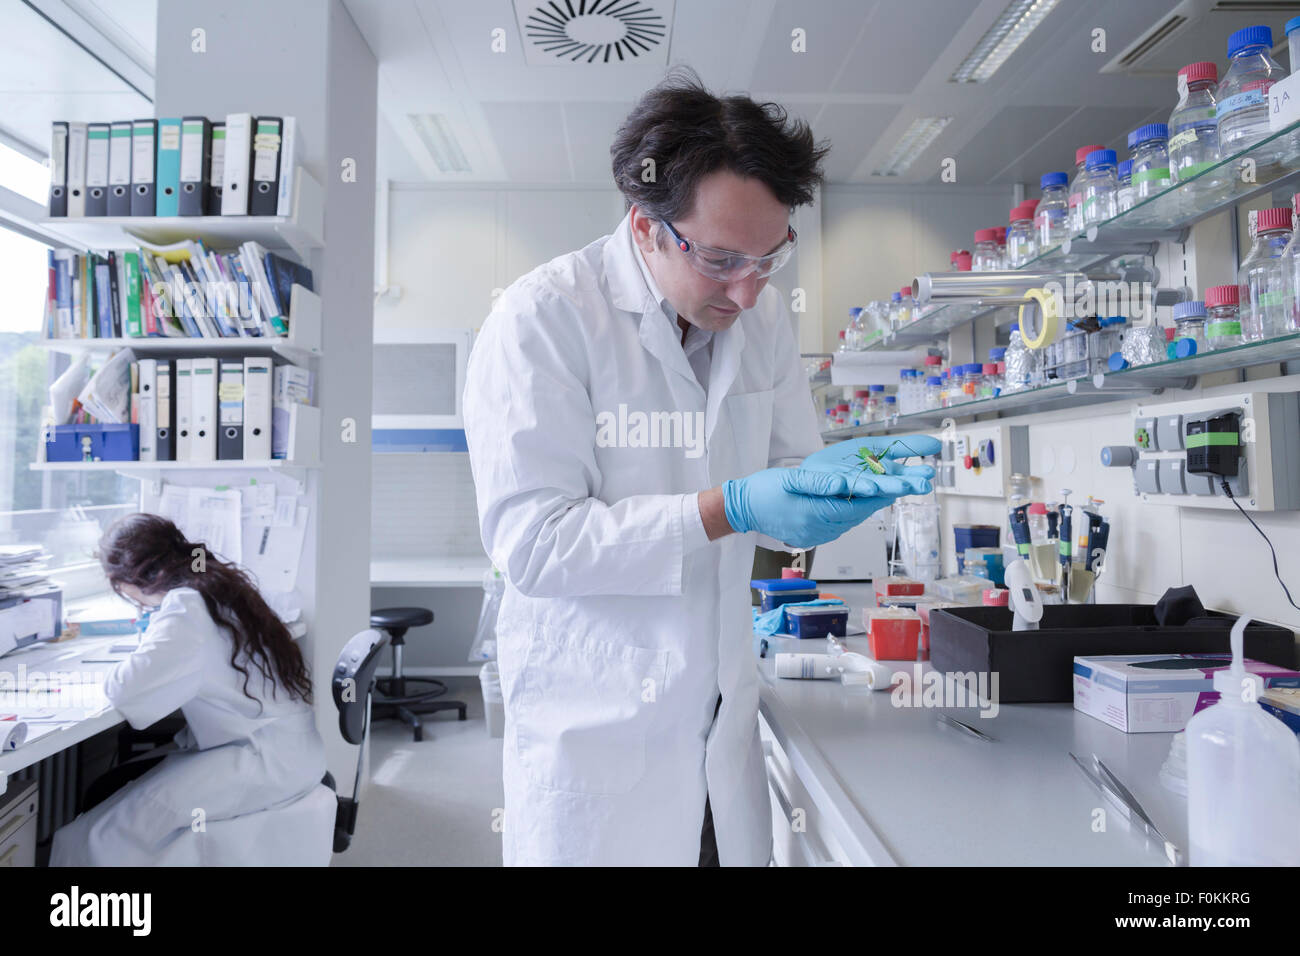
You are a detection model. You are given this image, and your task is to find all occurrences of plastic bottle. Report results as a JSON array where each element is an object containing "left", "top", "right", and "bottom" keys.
[
  {"left": 923, "top": 353, "right": 944, "bottom": 380},
  {"left": 883, "top": 395, "right": 897, "bottom": 424},
  {"left": 1168, "top": 61, "right": 1220, "bottom": 185},
  {"left": 1130, "top": 123, "right": 1171, "bottom": 200},
  {"left": 1185, "top": 615, "right": 1300, "bottom": 866},
  {"left": 1059, "top": 321, "right": 1090, "bottom": 378},
  {"left": 1172, "top": 300, "right": 1208, "bottom": 356},
  {"left": 836, "top": 329, "right": 847, "bottom": 352},
  {"left": 961, "top": 363, "right": 981, "bottom": 402},
  {"left": 888, "top": 291, "right": 903, "bottom": 332},
  {"left": 1237, "top": 206, "right": 1293, "bottom": 340},
  {"left": 1205, "top": 284, "right": 1245, "bottom": 349},
  {"left": 1068, "top": 144, "right": 1106, "bottom": 234},
  {"left": 1026, "top": 502, "right": 1049, "bottom": 543},
  {"left": 1006, "top": 204, "right": 1037, "bottom": 267},
  {"left": 1116, "top": 160, "right": 1135, "bottom": 213},
  {"left": 950, "top": 249, "right": 972, "bottom": 272},
  {"left": 924, "top": 375, "right": 942, "bottom": 409},
  {"left": 972, "top": 229, "right": 1001, "bottom": 271},
  {"left": 1081, "top": 149, "right": 1119, "bottom": 226},
  {"left": 1217, "top": 25, "right": 1288, "bottom": 163},
  {"left": 994, "top": 226, "right": 1007, "bottom": 266}
]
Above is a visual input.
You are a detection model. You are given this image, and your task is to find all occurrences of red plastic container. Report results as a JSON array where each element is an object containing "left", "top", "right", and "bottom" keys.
[{"left": 867, "top": 610, "right": 922, "bottom": 661}]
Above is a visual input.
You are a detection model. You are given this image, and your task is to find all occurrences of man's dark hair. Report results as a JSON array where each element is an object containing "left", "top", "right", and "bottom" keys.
[{"left": 611, "top": 67, "right": 828, "bottom": 234}]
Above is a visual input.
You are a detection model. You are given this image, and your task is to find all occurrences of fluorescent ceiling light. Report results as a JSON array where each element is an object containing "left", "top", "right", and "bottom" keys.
[
  {"left": 949, "top": 0, "right": 1060, "bottom": 83},
  {"left": 408, "top": 113, "right": 472, "bottom": 174},
  {"left": 873, "top": 117, "right": 952, "bottom": 177}
]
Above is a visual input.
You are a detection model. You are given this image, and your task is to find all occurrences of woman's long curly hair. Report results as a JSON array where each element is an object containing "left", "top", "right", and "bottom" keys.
[{"left": 97, "top": 512, "right": 312, "bottom": 707}]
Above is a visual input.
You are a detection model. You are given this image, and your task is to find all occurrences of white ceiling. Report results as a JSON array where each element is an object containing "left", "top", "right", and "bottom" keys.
[{"left": 346, "top": 0, "right": 1300, "bottom": 188}]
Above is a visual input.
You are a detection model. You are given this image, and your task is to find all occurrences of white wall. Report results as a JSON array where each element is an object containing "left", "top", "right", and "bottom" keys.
[{"left": 821, "top": 183, "right": 1018, "bottom": 349}]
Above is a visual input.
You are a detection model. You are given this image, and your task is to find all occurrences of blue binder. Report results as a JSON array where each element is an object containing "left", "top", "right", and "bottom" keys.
[{"left": 155, "top": 118, "right": 183, "bottom": 216}]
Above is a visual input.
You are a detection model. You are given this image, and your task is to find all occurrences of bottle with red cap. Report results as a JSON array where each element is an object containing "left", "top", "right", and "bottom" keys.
[
  {"left": 972, "top": 228, "right": 1001, "bottom": 271},
  {"left": 1068, "top": 144, "right": 1106, "bottom": 234},
  {"left": 897, "top": 286, "right": 913, "bottom": 326},
  {"left": 1280, "top": 193, "right": 1300, "bottom": 335},
  {"left": 950, "top": 249, "right": 972, "bottom": 272},
  {"left": 1169, "top": 61, "right": 1220, "bottom": 185},
  {"left": 1237, "top": 206, "right": 1293, "bottom": 340},
  {"left": 1006, "top": 203, "right": 1037, "bottom": 267},
  {"left": 1205, "top": 285, "right": 1245, "bottom": 350}
]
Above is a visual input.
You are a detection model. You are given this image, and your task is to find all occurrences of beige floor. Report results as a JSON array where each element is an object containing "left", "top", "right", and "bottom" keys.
[{"left": 330, "top": 676, "right": 504, "bottom": 867}]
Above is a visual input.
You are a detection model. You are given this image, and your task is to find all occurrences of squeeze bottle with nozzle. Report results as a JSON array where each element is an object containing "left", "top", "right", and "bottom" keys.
[{"left": 1185, "top": 615, "right": 1300, "bottom": 866}]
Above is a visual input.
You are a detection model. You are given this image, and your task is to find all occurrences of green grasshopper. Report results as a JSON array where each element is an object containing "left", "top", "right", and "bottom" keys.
[{"left": 846, "top": 438, "right": 929, "bottom": 499}]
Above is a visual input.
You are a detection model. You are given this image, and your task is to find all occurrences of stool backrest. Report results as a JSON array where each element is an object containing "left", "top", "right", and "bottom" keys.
[{"left": 332, "top": 628, "right": 389, "bottom": 744}]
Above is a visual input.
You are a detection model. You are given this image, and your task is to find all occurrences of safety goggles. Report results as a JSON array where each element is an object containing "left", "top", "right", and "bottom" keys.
[{"left": 660, "top": 220, "right": 797, "bottom": 282}]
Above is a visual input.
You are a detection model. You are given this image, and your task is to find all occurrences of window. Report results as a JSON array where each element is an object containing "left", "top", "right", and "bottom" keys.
[{"left": 0, "top": 226, "right": 136, "bottom": 599}]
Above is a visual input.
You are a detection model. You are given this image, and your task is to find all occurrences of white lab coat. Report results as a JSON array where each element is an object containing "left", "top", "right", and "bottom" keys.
[
  {"left": 51, "top": 587, "right": 334, "bottom": 866},
  {"left": 464, "top": 211, "right": 822, "bottom": 865}
]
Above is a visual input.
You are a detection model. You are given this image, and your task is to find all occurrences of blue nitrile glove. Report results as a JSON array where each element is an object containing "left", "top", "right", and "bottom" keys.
[
  {"left": 800, "top": 435, "right": 940, "bottom": 497},
  {"left": 723, "top": 467, "right": 890, "bottom": 548},
  {"left": 753, "top": 599, "right": 845, "bottom": 636}
]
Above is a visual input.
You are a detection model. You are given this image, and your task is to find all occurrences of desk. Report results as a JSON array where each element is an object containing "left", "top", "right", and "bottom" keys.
[
  {"left": 756, "top": 585, "right": 1186, "bottom": 867},
  {"left": 0, "top": 635, "right": 126, "bottom": 791}
]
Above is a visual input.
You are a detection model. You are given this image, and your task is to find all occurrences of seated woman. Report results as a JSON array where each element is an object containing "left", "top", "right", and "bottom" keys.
[{"left": 52, "top": 512, "right": 332, "bottom": 866}]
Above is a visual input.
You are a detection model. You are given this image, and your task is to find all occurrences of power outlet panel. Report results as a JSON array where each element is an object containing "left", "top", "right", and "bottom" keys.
[
  {"left": 1121, "top": 391, "right": 1300, "bottom": 511},
  {"left": 936, "top": 423, "right": 1029, "bottom": 499}
]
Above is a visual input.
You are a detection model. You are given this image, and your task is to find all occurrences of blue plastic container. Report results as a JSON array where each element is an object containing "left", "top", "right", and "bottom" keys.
[
  {"left": 783, "top": 604, "right": 849, "bottom": 639},
  {"left": 45, "top": 423, "right": 139, "bottom": 462},
  {"left": 751, "top": 578, "right": 820, "bottom": 612}
]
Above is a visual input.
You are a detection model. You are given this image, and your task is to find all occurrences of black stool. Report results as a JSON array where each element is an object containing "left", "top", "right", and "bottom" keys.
[{"left": 369, "top": 607, "right": 467, "bottom": 741}]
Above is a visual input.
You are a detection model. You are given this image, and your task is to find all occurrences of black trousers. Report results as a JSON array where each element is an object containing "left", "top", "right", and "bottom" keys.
[{"left": 698, "top": 694, "right": 723, "bottom": 867}]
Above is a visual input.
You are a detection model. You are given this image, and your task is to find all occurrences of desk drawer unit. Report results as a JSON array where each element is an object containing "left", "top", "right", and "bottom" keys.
[{"left": 0, "top": 780, "right": 39, "bottom": 867}]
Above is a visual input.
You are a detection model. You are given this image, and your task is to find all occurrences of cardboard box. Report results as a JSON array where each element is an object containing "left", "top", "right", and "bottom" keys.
[{"left": 1073, "top": 654, "right": 1300, "bottom": 733}]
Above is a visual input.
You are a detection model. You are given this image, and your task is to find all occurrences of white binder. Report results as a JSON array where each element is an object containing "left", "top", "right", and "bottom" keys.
[
  {"left": 175, "top": 358, "right": 193, "bottom": 461},
  {"left": 137, "top": 358, "right": 157, "bottom": 462},
  {"left": 220, "top": 112, "right": 252, "bottom": 215},
  {"left": 189, "top": 357, "right": 218, "bottom": 461},
  {"left": 242, "top": 357, "right": 273, "bottom": 460},
  {"left": 66, "top": 122, "right": 87, "bottom": 217},
  {"left": 276, "top": 116, "right": 297, "bottom": 216},
  {"left": 85, "top": 123, "right": 110, "bottom": 215}
]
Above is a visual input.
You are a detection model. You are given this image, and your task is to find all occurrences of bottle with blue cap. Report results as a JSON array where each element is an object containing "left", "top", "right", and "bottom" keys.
[
  {"left": 1131, "top": 124, "right": 1171, "bottom": 200},
  {"left": 1081, "top": 149, "right": 1119, "bottom": 226},
  {"left": 1116, "top": 160, "right": 1135, "bottom": 213},
  {"left": 1036, "top": 171, "right": 1070, "bottom": 248},
  {"left": 1172, "top": 300, "right": 1208, "bottom": 355},
  {"left": 1217, "top": 24, "right": 1287, "bottom": 163},
  {"left": 1288, "top": 16, "right": 1300, "bottom": 82},
  {"left": 1169, "top": 61, "right": 1220, "bottom": 186}
]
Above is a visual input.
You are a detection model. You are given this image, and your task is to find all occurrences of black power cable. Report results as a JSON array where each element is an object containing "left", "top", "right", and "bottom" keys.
[{"left": 1221, "top": 478, "right": 1300, "bottom": 612}]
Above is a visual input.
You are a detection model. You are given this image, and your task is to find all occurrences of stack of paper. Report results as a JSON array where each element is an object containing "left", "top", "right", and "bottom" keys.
[{"left": 0, "top": 545, "right": 53, "bottom": 600}]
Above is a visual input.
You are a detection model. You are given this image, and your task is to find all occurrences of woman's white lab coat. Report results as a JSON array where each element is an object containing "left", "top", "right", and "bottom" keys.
[
  {"left": 464, "top": 211, "right": 822, "bottom": 865},
  {"left": 51, "top": 587, "right": 333, "bottom": 866}
]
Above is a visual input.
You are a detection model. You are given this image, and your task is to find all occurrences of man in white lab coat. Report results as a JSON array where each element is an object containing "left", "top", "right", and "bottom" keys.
[{"left": 464, "top": 70, "right": 934, "bottom": 866}]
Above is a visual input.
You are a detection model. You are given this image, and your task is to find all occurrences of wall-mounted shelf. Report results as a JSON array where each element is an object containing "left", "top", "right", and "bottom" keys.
[
  {"left": 39, "top": 287, "right": 322, "bottom": 365},
  {"left": 30, "top": 458, "right": 317, "bottom": 494},
  {"left": 38, "top": 168, "right": 324, "bottom": 261},
  {"left": 823, "top": 330, "right": 1300, "bottom": 441},
  {"left": 863, "top": 118, "right": 1300, "bottom": 353}
]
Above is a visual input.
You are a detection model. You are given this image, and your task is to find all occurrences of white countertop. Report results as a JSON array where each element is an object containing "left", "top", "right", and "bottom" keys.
[{"left": 756, "top": 584, "right": 1186, "bottom": 867}]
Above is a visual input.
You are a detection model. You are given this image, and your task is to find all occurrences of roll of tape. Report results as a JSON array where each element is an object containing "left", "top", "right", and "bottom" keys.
[{"left": 1018, "top": 287, "right": 1061, "bottom": 350}]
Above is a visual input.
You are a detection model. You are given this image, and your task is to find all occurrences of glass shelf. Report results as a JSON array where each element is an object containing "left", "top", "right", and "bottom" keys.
[
  {"left": 821, "top": 332, "right": 1300, "bottom": 442},
  {"left": 862, "top": 118, "right": 1300, "bottom": 353},
  {"left": 1095, "top": 331, "right": 1300, "bottom": 389}
]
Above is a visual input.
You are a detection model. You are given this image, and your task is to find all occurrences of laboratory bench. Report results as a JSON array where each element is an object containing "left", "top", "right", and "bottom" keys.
[{"left": 756, "top": 585, "right": 1186, "bottom": 867}]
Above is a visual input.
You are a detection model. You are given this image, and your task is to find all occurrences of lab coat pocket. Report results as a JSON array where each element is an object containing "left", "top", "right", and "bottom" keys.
[
  {"left": 515, "top": 630, "right": 668, "bottom": 796},
  {"left": 724, "top": 389, "right": 775, "bottom": 476}
]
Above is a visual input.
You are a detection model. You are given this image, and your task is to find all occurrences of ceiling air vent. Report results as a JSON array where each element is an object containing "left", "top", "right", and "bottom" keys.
[
  {"left": 1115, "top": 14, "right": 1190, "bottom": 69},
  {"left": 513, "top": 0, "right": 674, "bottom": 66}
]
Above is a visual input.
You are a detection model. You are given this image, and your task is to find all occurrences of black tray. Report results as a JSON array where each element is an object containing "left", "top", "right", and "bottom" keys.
[{"left": 929, "top": 605, "right": 1298, "bottom": 703}]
